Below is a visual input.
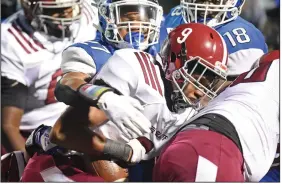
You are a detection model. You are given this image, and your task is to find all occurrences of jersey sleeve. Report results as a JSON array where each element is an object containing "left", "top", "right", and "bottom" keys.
[
  {"left": 94, "top": 48, "right": 140, "bottom": 96},
  {"left": 95, "top": 48, "right": 165, "bottom": 103},
  {"left": 1, "top": 23, "right": 27, "bottom": 86},
  {"left": 61, "top": 40, "right": 112, "bottom": 76}
]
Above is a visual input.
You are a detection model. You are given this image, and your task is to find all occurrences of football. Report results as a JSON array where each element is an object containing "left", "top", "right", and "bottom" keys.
[{"left": 83, "top": 155, "right": 129, "bottom": 182}]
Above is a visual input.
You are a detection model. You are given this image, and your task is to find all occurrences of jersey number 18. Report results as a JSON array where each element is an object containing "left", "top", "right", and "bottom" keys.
[{"left": 224, "top": 28, "right": 251, "bottom": 47}]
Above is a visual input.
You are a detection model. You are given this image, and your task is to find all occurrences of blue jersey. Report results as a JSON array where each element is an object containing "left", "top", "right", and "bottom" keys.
[
  {"left": 260, "top": 168, "right": 280, "bottom": 182},
  {"left": 157, "top": 5, "right": 268, "bottom": 76},
  {"left": 260, "top": 142, "right": 280, "bottom": 182},
  {"left": 61, "top": 32, "right": 158, "bottom": 76}
]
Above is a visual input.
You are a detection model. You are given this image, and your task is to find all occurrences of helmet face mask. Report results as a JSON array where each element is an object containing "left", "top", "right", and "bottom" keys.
[
  {"left": 160, "top": 23, "right": 228, "bottom": 111},
  {"left": 171, "top": 56, "right": 227, "bottom": 110},
  {"left": 181, "top": 0, "right": 245, "bottom": 27},
  {"left": 99, "top": 0, "right": 163, "bottom": 50},
  {"left": 22, "top": 0, "right": 83, "bottom": 39}
]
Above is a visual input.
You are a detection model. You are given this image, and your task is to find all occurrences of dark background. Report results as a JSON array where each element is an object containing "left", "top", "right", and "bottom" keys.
[{"left": 159, "top": 0, "right": 179, "bottom": 14}]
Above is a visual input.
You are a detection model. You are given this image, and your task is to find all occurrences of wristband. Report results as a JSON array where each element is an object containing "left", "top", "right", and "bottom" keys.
[
  {"left": 77, "top": 83, "right": 114, "bottom": 106},
  {"left": 103, "top": 139, "right": 132, "bottom": 162}
]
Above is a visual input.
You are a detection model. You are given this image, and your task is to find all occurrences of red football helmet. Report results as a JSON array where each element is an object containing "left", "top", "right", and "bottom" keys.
[
  {"left": 160, "top": 23, "right": 228, "bottom": 109},
  {"left": 21, "top": 0, "right": 83, "bottom": 39}
]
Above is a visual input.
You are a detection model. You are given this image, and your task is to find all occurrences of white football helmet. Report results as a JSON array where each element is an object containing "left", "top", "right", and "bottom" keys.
[
  {"left": 180, "top": 0, "right": 246, "bottom": 27},
  {"left": 98, "top": 0, "right": 163, "bottom": 50},
  {"left": 21, "top": 0, "right": 83, "bottom": 39}
]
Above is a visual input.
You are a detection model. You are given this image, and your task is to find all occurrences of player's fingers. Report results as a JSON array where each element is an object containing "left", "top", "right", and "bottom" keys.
[
  {"left": 123, "top": 117, "right": 143, "bottom": 137},
  {"left": 122, "top": 122, "right": 137, "bottom": 139},
  {"left": 123, "top": 123, "right": 139, "bottom": 139},
  {"left": 120, "top": 134, "right": 130, "bottom": 142},
  {"left": 117, "top": 123, "right": 131, "bottom": 139},
  {"left": 130, "top": 131, "right": 138, "bottom": 139},
  {"left": 126, "top": 96, "right": 144, "bottom": 111},
  {"left": 126, "top": 127, "right": 138, "bottom": 139},
  {"left": 122, "top": 118, "right": 142, "bottom": 139}
]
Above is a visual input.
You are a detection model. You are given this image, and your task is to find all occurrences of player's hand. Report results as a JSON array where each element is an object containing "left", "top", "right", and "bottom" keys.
[
  {"left": 97, "top": 92, "right": 151, "bottom": 139},
  {"left": 25, "top": 125, "right": 65, "bottom": 156},
  {"left": 126, "top": 139, "right": 146, "bottom": 164}
]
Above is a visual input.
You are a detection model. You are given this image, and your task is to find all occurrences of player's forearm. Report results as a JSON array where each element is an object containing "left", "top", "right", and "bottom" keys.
[
  {"left": 50, "top": 117, "right": 132, "bottom": 162},
  {"left": 50, "top": 122, "right": 133, "bottom": 162},
  {"left": 50, "top": 106, "right": 133, "bottom": 161},
  {"left": 54, "top": 72, "right": 90, "bottom": 107},
  {"left": 1, "top": 106, "right": 26, "bottom": 151},
  {"left": 49, "top": 106, "right": 106, "bottom": 155},
  {"left": 50, "top": 120, "right": 105, "bottom": 156},
  {"left": 55, "top": 72, "right": 114, "bottom": 108},
  {"left": 59, "top": 72, "right": 90, "bottom": 91}
]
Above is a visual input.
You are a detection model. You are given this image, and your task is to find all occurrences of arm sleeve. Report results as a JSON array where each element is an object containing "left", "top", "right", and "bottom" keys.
[{"left": 61, "top": 46, "right": 97, "bottom": 76}]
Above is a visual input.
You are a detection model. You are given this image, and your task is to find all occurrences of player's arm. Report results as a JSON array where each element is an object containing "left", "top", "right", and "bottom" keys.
[
  {"left": 1, "top": 76, "right": 27, "bottom": 151},
  {"left": 48, "top": 104, "right": 145, "bottom": 164},
  {"left": 55, "top": 46, "right": 97, "bottom": 107},
  {"left": 54, "top": 46, "right": 151, "bottom": 134},
  {"left": 50, "top": 49, "right": 152, "bottom": 163},
  {"left": 50, "top": 45, "right": 111, "bottom": 153},
  {"left": 49, "top": 106, "right": 143, "bottom": 164},
  {"left": 54, "top": 44, "right": 110, "bottom": 127},
  {"left": 51, "top": 82, "right": 148, "bottom": 163},
  {"left": 26, "top": 114, "right": 134, "bottom": 163}
]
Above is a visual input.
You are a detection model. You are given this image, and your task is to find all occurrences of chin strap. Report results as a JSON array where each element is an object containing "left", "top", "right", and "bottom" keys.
[
  {"left": 124, "top": 32, "right": 146, "bottom": 50},
  {"left": 171, "top": 91, "right": 191, "bottom": 112}
]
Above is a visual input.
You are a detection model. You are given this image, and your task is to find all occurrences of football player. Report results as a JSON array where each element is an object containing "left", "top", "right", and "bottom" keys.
[
  {"left": 51, "top": 22, "right": 228, "bottom": 161},
  {"left": 160, "top": 1, "right": 278, "bottom": 181},
  {"left": 153, "top": 50, "right": 279, "bottom": 181},
  {"left": 22, "top": 23, "right": 228, "bottom": 181},
  {"left": 158, "top": 0, "right": 268, "bottom": 83},
  {"left": 53, "top": 0, "right": 164, "bottom": 139},
  {"left": 19, "top": 0, "right": 163, "bottom": 181},
  {"left": 1, "top": 0, "right": 98, "bottom": 180},
  {"left": 51, "top": 0, "right": 164, "bottom": 139}
]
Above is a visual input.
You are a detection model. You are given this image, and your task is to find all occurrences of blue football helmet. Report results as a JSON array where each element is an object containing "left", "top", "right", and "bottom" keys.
[
  {"left": 180, "top": 0, "right": 246, "bottom": 27},
  {"left": 98, "top": 0, "right": 163, "bottom": 50}
]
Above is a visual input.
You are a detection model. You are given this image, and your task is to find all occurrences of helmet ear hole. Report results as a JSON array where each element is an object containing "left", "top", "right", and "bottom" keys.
[
  {"left": 210, "top": 33, "right": 214, "bottom": 39},
  {"left": 171, "top": 52, "right": 177, "bottom": 63}
]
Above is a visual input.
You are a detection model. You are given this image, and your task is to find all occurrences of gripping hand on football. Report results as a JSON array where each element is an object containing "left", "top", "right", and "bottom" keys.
[
  {"left": 126, "top": 137, "right": 154, "bottom": 164},
  {"left": 97, "top": 91, "right": 151, "bottom": 139},
  {"left": 25, "top": 125, "right": 66, "bottom": 157}
]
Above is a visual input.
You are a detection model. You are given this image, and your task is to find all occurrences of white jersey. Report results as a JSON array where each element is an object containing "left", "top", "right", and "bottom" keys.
[
  {"left": 184, "top": 59, "right": 279, "bottom": 181},
  {"left": 1, "top": 1, "right": 98, "bottom": 131},
  {"left": 94, "top": 48, "right": 197, "bottom": 159}
]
